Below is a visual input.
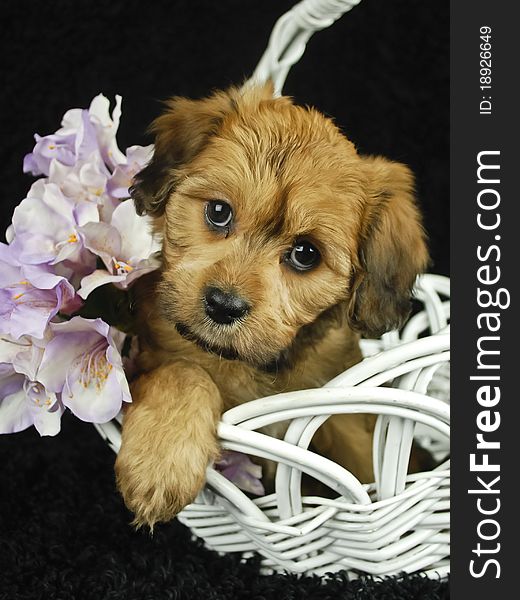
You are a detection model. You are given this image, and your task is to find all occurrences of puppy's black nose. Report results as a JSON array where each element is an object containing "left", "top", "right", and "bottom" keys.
[{"left": 204, "top": 287, "right": 250, "bottom": 325}]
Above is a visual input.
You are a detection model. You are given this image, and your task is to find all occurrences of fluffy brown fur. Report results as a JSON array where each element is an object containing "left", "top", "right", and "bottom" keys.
[{"left": 115, "top": 83, "right": 429, "bottom": 528}]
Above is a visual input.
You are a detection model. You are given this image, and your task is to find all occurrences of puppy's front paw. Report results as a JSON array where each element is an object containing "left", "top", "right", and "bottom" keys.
[
  {"left": 115, "top": 441, "right": 208, "bottom": 529},
  {"left": 114, "top": 362, "right": 222, "bottom": 529}
]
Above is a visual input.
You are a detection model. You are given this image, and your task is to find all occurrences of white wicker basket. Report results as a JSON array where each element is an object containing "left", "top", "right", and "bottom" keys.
[
  {"left": 96, "top": 0, "right": 450, "bottom": 578},
  {"left": 97, "top": 274, "right": 450, "bottom": 577}
]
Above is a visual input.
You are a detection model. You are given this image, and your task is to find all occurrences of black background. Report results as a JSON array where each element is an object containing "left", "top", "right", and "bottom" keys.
[
  {"left": 0, "top": 1, "right": 450, "bottom": 598},
  {"left": 1, "top": 0, "right": 449, "bottom": 274}
]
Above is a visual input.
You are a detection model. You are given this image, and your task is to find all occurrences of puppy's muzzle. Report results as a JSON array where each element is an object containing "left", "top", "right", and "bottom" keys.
[{"left": 203, "top": 286, "right": 250, "bottom": 325}]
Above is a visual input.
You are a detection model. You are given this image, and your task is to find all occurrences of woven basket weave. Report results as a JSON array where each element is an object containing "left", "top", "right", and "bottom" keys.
[
  {"left": 97, "top": 273, "right": 450, "bottom": 576},
  {"left": 96, "top": 0, "right": 450, "bottom": 578}
]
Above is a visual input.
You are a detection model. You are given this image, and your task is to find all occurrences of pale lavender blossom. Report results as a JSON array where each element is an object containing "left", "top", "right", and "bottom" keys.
[
  {"left": 58, "top": 94, "right": 126, "bottom": 170},
  {"left": 8, "top": 180, "right": 97, "bottom": 272},
  {"left": 23, "top": 132, "right": 77, "bottom": 176},
  {"left": 23, "top": 110, "right": 99, "bottom": 177},
  {"left": 37, "top": 317, "right": 131, "bottom": 423},
  {"left": 1, "top": 93, "right": 159, "bottom": 438},
  {"left": 215, "top": 451, "right": 265, "bottom": 495},
  {"left": 77, "top": 199, "right": 161, "bottom": 299},
  {"left": 0, "top": 244, "right": 81, "bottom": 340},
  {"left": 107, "top": 145, "right": 154, "bottom": 199},
  {"left": 47, "top": 151, "right": 116, "bottom": 222},
  {"left": 23, "top": 95, "right": 125, "bottom": 177},
  {"left": 0, "top": 367, "right": 63, "bottom": 435},
  {"left": 48, "top": 148, "right": 110, "bottom": 202},
  {"left": 0, "top": 368, "right": 31, "bottom": 433},
  {"left": 0, "top": 336, "right": 64, "bottom": 436}
]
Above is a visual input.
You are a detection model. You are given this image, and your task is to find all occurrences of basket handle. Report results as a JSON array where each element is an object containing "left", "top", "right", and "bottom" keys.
[{"left": 250, "top": 0, "right": 362, "bottom": 95}]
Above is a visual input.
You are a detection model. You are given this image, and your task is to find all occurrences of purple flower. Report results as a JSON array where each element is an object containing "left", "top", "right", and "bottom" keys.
[
  {"left": 0, "top": 368, "right": 63, "bottom": 436},
  {"left": 23, "top": 110, "right": 99, "bottom": 177},
  {"left": 107, "top": 145, "right": 154, "bottom": 199},
  {"left": 1, "top": 93, "right": 156, "bottom": 438},
  {"left": 59, "top": 95, "right": 126, "bottom": 170},
  {"left": 215, "top": 451, "right": 265, "bottom": 495},
  {"left": 37, "top": 317, "right": 131, "bottom": 423},
  {"left": 87, "top": 94, "right": 126, "bottom": 169},
  {"left": 77, "top": 200, "right": 160, "bottom": 298},
  {"left": 0, "top": 368, "right": 32, "bottom": 433},
  {"left": 0, "top": 243, "right": 81, "bottom": 340},
  {"left": 23, "top": 132, "right": 77, "bottom": 176},
  {"left": 0, "top": 336, "right": 63, "bottom": 436},
  {"left": 23, "top": 95, "right": 125, "bottom": 177},
  {"left": 48, "top": 150, "right": 110, "bottom": 206},
  {"left": 8, "top": 180, "right": 97, "bottom": 272}
]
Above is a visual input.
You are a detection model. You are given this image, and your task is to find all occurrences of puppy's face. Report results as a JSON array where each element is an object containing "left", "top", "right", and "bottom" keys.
[{"left": 132, "top": 85, "right": 429, "bottom": 368}]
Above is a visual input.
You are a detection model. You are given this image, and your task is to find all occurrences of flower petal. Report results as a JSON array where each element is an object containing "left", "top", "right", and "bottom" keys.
[
  {"left": 78, "top": 222, "right": 121, "bottom": 268},
  {"left": 110, "top": 200, "right": 159, "bottom": 262},
  {"left": 215, "top": 451, "right": 265, "bottom": 495},
  {"left": 29, "top": 394, "right": 63, "bottom": 436},
  {"left": 64, "top": 365, "right": 124, "bottom": 423},
  {"left": 75, "top": 110, "right": 99, "bottom": 163},
  {"left": 77, "top": 269, "right": 126, "bottom": 299},
  {"left": 1, "top": 288, "right": 57, "bottom": 340},
  {"left": 37, "top": 317, "right": 111, "bottom": 393},
  {"left": 89, "top": 94, "right": 126, "bottom": 168},
  {"left": 0, "top": 376, "right": 32, "bottom": 434}
]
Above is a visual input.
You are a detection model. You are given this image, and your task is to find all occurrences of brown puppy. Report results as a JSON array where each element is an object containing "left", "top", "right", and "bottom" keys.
[{"left": 115, "top": 83, "right": 429, "bottom": 528}]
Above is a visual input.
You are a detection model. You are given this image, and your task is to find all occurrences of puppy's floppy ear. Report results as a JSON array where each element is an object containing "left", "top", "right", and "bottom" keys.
[
  {"left": 130, "top": 90, "right": 235, "bottom": 216},
  {"left": 348, "top": 156, "right": 429, "bottom": 338},
  {"left": 130, "top": 82, "right": 276, "bottom": 217}
]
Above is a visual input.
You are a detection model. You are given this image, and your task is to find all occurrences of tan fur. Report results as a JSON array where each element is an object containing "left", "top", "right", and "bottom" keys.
[
  {"left": 115, "top": 361, "right": 222, "bottom": 527},
  {"left": 115, "top": 83, "right": 429, "bottom": 527}
]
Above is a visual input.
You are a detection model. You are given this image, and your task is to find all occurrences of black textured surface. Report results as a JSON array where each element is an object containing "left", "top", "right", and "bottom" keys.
[
  {"left": 1, "top": 0, "right": 449, "bottom": 273},
  {"left": 0, "top": 415, "right": 449, "bottom": 599},
  {"left": 0, "top": 1, "right": 449, "bottom": 597}
]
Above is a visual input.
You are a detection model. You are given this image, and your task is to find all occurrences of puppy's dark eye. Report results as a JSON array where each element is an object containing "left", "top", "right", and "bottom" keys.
[
  {"left": 205, "top": 200, "right": 233, "bottom": 229},
  {"left": 287, "top": 241, "right": 320, "bottom": 271}
]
